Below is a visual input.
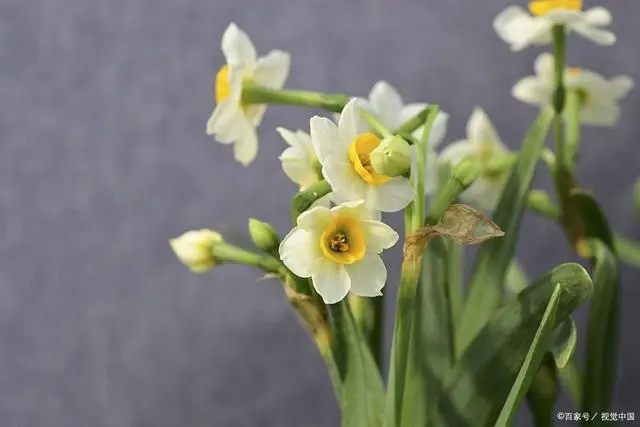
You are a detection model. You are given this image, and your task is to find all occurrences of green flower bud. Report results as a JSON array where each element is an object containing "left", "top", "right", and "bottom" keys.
[
  {"left": 369, "top": 135, "right": 412, "bottom": 177},
  {"left": 451, "top": 157, "right": 481, "bottom": 190},
  {"left": 483, "top": 153, "right": 518, "bottom": 178},
  {"left": 248, "top": 218, "right": 281, "bottom": 253}
]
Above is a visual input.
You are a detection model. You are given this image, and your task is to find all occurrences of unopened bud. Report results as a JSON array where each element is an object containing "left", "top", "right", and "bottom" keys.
[
  {"left": 370, "top": 135, "right": 412, "bottom": 177},
  {"left": 169, "top": 229, "right": 223, "bottom": 273},
  {"left": 248, "top": 218, "right": 281, "bottom": 253},
  {"left": 451, "top": 157, "right": 481, "bottom": 189}
]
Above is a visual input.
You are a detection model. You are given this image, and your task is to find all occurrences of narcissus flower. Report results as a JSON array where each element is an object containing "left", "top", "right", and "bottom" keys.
[
  {"left": 513, "top": 53, "right": 634, "bottom": 126},
  {"left": 277, "top": 127, "right": 331, "bottom": 207},
  {"left": 439, "top": 108, "right": 512, "bottom": 211},
  {"left": 494, "top": 1, "right": 615, "bottom": 51},
  {"left": 310, "top": 98, "right": 415, "bottom": 213},
  {"left": 207, "top": 23, "right": 290, "bottom": 166},
  {"left": 279, "top": 201, "right": 399, "bottom": 304},
  {"left": 365, "top": 81, "right": 449, "bottom": 195},
  {"left": 170, "top": 229, "right": 223, "bottom": 273}
]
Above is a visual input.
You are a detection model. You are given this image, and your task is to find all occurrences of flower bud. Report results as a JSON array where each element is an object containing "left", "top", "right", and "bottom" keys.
[
  {"left": 169, "top": 229, "right": 223, "bottom": 273},
  {"left": 248, "top": 218, "right": 281, "bottom": 253},
  {"left": 451, "top": 157, "right": 481, "bottom": 190},
  {"left": 369, "top": 135, "right": 412, "bottom": 177}
]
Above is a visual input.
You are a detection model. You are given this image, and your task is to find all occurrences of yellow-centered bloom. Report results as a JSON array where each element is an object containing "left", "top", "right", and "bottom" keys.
[
  {"left": 310, "top": 98, "right": 415, "bottom": 213},
  {"left": 494, "top": 2, "right": 615, "bottom": 51},
  {"left": 439, "top": 108, "right": 511, "bottom": 211},
  {"left": 207, "top": 23, "right": 290, "bottom": 166},
  {"left": 169, "top": 229, "right": 223, "bottom": 273},
  {"left": 513, "top": 53, "right": 634, "bottom": 126},
  {"left": 279, "top": 201, "right": 399, "bottom": 304}
]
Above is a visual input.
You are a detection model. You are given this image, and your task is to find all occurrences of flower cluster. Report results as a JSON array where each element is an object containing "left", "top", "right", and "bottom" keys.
[{"left": 172, "top": 10, "right": 632, "bottom": 304}]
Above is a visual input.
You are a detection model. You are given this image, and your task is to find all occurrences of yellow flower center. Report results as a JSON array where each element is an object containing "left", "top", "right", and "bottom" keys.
[
  {"left": 348, "top": 133, "right": 392, "bottom": 186},
  {"left": 529, "top": 0, "right": 582, "bottom": 16},
  {"left": 215, "top": 65, "right": 232, "bottom": 103},
  {"left": 567, "top": 67, "right": 583, "bottom": 76},
  {"left": 319, "top": 214, "right": 366, "bottom": 265}
]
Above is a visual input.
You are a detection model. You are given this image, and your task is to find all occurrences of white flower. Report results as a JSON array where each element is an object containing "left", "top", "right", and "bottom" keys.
[
  {"left": 365, "top": 81, "right": 449, "bottom": 195},
  {"left": 206, "top": 23, "right": 291, "bottom": 166},
  {"left": 310, "top": 98, "right": 415, "bottom": 213},
  {"left": 439, "top": 108, "right": 511, "bottom": 211},
  {"left": 170, "top": 229, "right": 223, "bottom": 273},
  {"left": 513, "top": 53, "right": 634, "bottom": 126},
  {"left": 279, "top": 201, "right": 399, "bottom": 304},
  {"left": 277, "top": 127, "right": 332, "bottom": 208},
  {"left": 494, "top": 2, "right": 615, "bottom": 51}
]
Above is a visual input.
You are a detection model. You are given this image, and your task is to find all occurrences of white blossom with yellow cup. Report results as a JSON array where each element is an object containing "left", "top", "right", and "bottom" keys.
[
  {"left": 277, "top": 127, "right": 332, "bottom": 207},
  {"left": 279, "top": 200, "right": 399, "bottom": 304},
  {"left": 439, "top": 108, "right": 512, "bottom": 212},
  {"left": 310, "top": 98, "right": 415, "bottom": 213},
  {"left": 207, "top": 23, "right": 290, "bottom": 166},
  {"left": 364, "top": 81, "right": 449, "bottom": 195},
  {"left": 494, "top": 1, "right": 615, "bottom": 51},
  {"left": 512, "top": 53, "right": 634, "bottom": 126}
]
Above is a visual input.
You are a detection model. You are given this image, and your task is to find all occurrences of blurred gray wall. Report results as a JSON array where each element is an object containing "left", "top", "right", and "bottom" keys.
[{"left": 0, "top": 0, "right": 638, "bottom": 426}]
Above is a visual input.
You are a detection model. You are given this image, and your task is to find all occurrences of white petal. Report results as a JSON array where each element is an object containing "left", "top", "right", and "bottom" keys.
[
  {"left": 512, "top": 76, "right": 549, "bottom": 105},
  {"left": 221, "top": 23, "right": 257, "bottom": 67},
  {"left": 363, "top": 220, "right": 399, "bottom": 254},
  {"left": 428, "top": 112, "right": 449, "bottom": 148},
  {"left": 253, "top": 50, "right": 291, "bottom": 89},
  {"left": 368, "top": 81, "right": 404, "bottom": 127},
  {"left": 323, "top": 158, "right": 368, "bottom": 203},
  {"left": 244, "top": 104, "right": 268, "bottom": 127},
  {"left": 309, "top": 193, "right": 334, "bottom": 209},
  {"left": 279, "top": 228, "right": 319, "bottom": 277},
  {"left": 368, "top": 177, "right": 415, "bottom": 212},
  {"left": 331, "top": 200, "right": 374, "bottom": 221},
  {"left": 338, "top": 98, "right": 368, "bottom": 143},
  {"left": 346, "top": 254, "right": 386, "bottom": 297},
  {"left": 277, "top": 127, "right": 302, "bottom": 147},
  {"left": 493, "top": 6, "right": 552, "bottom": 51},
  {"left": 570, "top": 22, "right": 616, "bottom": 45},
  {"left": 296, "top": 206, "right": 333, "bottom": 232},
  {"left": 462, "top": 177, "right": 506, "bottom": 212},
  {"left": 608, "top": 76, "right": 634, "bottom": 99},
  {"left": 206, "top": 100, "right": 239, "bottom": 141},
  {"left": 467, "top": 107, "right": 501, "bottom": 144},
  {"left": 582, "top": 7, "right": 612, "bottom": 26},
  {"left": 544, "top": 10, "right": 583, "bottom": 24},
  {"left": 439, "top": 140, "right": 477, "bottom": 165},
  {"left": 233, "top": 129, "right": 259, "bottom": 166},
  {"left": 534, "top": 53, "right": 555, "bottom": 84},
  {"left": 424, "top": 150, "right": 440, "bottom": 195},
  {"left": 579, "top": 103, "right": 621, "bottom": 127},
  {"left": 280, "top": 146, "right": 316, "bottom": 186},
  {"left": 310, "top": 116, "right": 341, "bottom": 162},
  {"left": 312, "top": 260, "right": 351, "bottom": 304}
]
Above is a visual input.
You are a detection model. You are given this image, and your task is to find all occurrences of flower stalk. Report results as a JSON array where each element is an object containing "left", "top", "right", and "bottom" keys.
[{"left": 241, "top": 82, "right": 350, "bottom": 113}]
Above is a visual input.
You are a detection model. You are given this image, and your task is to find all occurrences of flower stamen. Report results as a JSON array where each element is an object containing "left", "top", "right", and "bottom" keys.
[{"left": 319, "top": 214, "right": 366, "bottom": 264}]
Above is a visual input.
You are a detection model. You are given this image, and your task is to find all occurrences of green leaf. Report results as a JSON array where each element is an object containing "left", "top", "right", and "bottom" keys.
[
  {"left": 329, "top": 300, "right": 385, "bottom": 427},
  {"left": 613, "top": 234, "right": 640, "bottom": 268},
  {"left": 445, "top": 239, "right": 463, "bottom": 334},
  {"left": 432, "top": 262, "right": 593, "bottom": 427},
  {"left": 582, "top": 239, "right": 619, "bottom": 418},
  {"left": 400, "top": 237, "right": 455, "bottom": 426},
  {"left": 550, "top": 317, "right": 577, "bottom": 369},
  {"left": 456, "top": 109, "right": 554, "bottom": 356},
  {"left": 495, "top": 283, "right": 562, "bottom": 427},
  {"left": 505, "top": 259, "right": 529, "bottom": 295},
  {"left": 526, "top": 354, "right": 559, "bottom": 427}
]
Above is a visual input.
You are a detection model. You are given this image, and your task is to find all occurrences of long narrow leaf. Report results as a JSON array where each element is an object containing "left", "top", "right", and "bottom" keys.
[
  {"left": 456, "top": 109, "right": 554, "bottom": 356},
  {"left": 495, "top": 283, "right": 561, "bottom": 427},
  {"left": 329, "top": 301, "right": 385, "bottom": 427},
  {"left": 433, "top": 262, "right": 593, "bottom": 427}
]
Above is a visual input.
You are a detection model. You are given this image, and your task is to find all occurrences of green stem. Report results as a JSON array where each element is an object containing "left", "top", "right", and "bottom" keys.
[
  {"left": 211, "top": 243, "right": 282, "bottom": 273},
  {"left": 565, "top": 89, "right": 583, "bottom": 169},
  {"left": 412, "top": 106, "right": 440, "bottom": 232},
  {"left": 392, "top": 106, "right": 431, "bottom": 137},
  {"left": 552, "top": 25, "right": 567, "bottom": 169},
  {"left": 371, "top": 295, "right": 384, "bottom": 370},
  {"left": 425, "top": 157, "right": 480, "bottom": 225},
  {"left": 241, "top": 82, "right": 350, "bottom": 113},
  {"left": 361, "top": 110, "right": 393, "bottom": 138},
  {"left": 291, "top": 180, "right": 332, "bottom": 222}
]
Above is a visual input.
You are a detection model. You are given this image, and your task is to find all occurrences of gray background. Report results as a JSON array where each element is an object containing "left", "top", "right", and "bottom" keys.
[{"left": 0, "top": 0, "right": 638, "bottom": 426}]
